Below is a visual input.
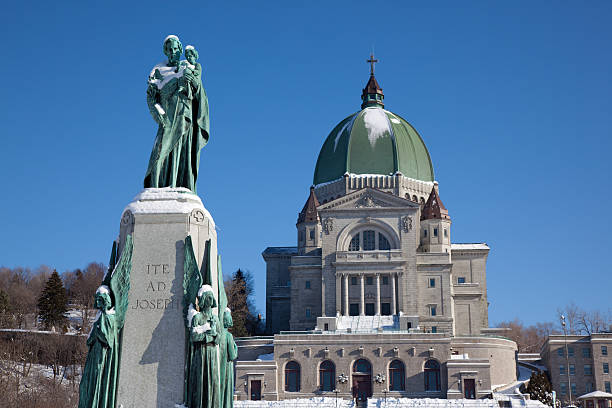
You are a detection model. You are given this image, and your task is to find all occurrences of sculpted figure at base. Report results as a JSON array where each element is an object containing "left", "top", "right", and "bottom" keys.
[
  {"left": 219, "top": 308, "right": 238, "bottom": 408},
  {"left": 144, "top": 35, "right": 210, "bottom": 192},
  {"left": 79, "top": 236, "right": 133, "bottom": 408},
  {"left": 186, "top": 285, "right": 220, "bottom": 408}
]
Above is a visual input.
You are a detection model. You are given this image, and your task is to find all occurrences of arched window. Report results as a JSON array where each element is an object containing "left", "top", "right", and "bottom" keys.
[
  {"left": 363, "top": 230, "right": 375, "bottom": 250},
  {"left": 424, "top": 360, "right": 440, "bottom": 391},
  {"left": 353, "top": 359, "right": 372, "bottom": 374},
  {"left": 379, "top": 234, "right": 390, "bottom": 250},
  {"left": 285, "top": 361, "right": 301, "bottom": 392},
  {"left": 319, "top": 360, "right": 335, "bottom": 391},
  {"left": 389, "top": 360, "right": 405, "bottom": 391},
  {"left": 349, "top": 235, "right": 360, "bottom": 251},
  {"left": 347, "top": 230, "right": 393, "bottom": 251}
]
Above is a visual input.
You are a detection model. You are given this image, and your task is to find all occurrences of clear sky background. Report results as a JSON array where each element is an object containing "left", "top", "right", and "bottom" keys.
[{"left": 1, "top": 1, "right": 610, "bottom": 327}]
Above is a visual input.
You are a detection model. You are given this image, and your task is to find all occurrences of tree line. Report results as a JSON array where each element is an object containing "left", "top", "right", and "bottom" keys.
[
  {"left": 497, "top": 303, "right": 612, "bottom": 353},
  {"left": 0, "top": 264, "right": 263, "bottom": 336}
]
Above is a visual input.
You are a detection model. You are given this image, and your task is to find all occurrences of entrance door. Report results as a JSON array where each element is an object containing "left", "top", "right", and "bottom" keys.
[
  {"left": 463, "top": 379, "right": 475, "bottom": 399},
  {"left": 354, "top": 375, "right": 372, "bottom": 401},
  {"left": 250, "top": 380, "right": 261, "bottom": 400},
  {"left": 352, "top": 359, "right": 373, "bottom": 402}
]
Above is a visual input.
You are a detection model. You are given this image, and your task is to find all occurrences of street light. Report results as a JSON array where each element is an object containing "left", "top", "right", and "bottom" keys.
[
  {"left": 334, "top": 389, "right": 338, "bottom": 408},
  {"left": 560, "top": 314, "right": 572, "bottom": 405}
]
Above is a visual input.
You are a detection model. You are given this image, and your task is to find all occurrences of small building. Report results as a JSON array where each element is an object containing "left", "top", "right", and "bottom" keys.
[
  {"left": 540, "top": 333, "right": 612, "bottom": 406},
  {"left": 236, "top": 62, "right": 519, "bottom": 402}
]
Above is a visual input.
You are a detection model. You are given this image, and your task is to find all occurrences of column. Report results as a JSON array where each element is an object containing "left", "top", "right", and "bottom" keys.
[
  {"left": 336, "top": 273, "right": 341, "bottom": 316},
  {"left": 344, "top": 274, "right": 349, "bottom": 316},
  {"left": 321, "top": 276, "right": 326, "bottom": 317},
  {"left": 359, "top": 274, "right": 365, "bottom": 316},
  {"left": 397, "top": 272, "right": 403, "bottom": 314},
  {"left": 391, "top": 273, "right": 397, "bottom": 315},
  {"left": 375, "top": 273, "right": 381, "bottom": 315}
]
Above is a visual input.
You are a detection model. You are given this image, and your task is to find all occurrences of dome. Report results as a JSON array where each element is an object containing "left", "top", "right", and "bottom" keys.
[{"left": 313, "top": 106, "right": 435, "bottom": 185}]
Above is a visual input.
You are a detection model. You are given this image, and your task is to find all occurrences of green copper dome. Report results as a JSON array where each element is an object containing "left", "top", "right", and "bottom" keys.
[{"left": 313, "top": 107, "right": 435, "bottom": 185}]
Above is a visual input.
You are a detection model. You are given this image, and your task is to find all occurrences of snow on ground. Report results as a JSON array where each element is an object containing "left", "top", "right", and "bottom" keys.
[
  {"left": 235, "top": 398, "right": 354, "bottom": 407},
  {"left": 235, "top": 398, "right": 547, "bottom": 408}
]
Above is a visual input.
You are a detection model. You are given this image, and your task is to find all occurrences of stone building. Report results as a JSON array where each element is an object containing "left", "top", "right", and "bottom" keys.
[
  {"left": 540, "top": 333, "right": 612, "bottom": 406},
  {"left": 236, "top": 65, "right": 518, "bottom": 403}
]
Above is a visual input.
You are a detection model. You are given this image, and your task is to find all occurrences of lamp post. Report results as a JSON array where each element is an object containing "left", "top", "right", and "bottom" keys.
[
  {"left": 383, "top": 389, "right": 388, "bottom": 408},
  {"left": 560, "top": 314, "right": 572, "bottom": 405},
  {"left": 334, "top": 389, "right": 338, "bottom": 408}
]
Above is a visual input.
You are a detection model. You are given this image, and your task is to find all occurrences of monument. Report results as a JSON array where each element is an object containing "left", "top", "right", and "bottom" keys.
[{"left": 79, "top": 35, "right": 235, "bottom": 408}]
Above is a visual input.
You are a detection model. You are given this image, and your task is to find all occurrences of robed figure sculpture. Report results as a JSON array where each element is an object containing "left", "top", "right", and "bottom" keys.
[
  {"left": 144, "top": 35, "right": 210, "bottom": 192},
  {"left": 78, "top": 236, "right": 133, "bottom": 408}
]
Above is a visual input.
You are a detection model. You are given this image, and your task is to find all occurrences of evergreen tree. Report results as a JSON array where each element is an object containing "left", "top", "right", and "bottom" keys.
[
  {"left": 37, "top": 270, "right": 68, "bottom": 331},
  {"left": 226, "top": 269, "right": 260, "bottom": 337},
  {"left": 525, "top": 370, "right": 553, "bottom": 406}
]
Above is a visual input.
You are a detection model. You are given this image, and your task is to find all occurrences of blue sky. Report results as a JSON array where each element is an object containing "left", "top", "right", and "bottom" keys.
[{"left": 1, "top": 1, "right": 610, "bottom": 326}]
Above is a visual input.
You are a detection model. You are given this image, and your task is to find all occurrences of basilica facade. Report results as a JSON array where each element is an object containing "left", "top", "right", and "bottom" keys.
[{"left": 235, "top": 66, "right": 518, "bottom": 402}]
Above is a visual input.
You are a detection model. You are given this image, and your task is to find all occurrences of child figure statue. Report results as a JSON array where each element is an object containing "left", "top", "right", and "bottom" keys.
[
  {"left": 219, "top": 308, "right": 238, "bottom": 408},
  {"left": 178, "top": 45, "right": 202, "bottom": 100}
]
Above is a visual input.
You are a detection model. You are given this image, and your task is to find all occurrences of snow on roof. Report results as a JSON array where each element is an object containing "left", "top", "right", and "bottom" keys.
[
  {"left": 578, "top": 391, "right": 612, "bottom": 399},
  {"left": 451, "top": 243, "right": 490, "bottom": 251},
  {"left": 263, "top": 247, "right": 298, "bottom": 255}
]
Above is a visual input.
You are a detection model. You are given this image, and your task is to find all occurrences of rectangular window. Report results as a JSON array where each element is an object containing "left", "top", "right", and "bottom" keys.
[
  {"left": 433, "top": 228, "right": 438, "bottom": 237},
  {"left": 586, "top": 382, "right": 593, "bottom": 393},
  {"left": 305, "top": 307, "right": 311, "bottom": 318},
  {"left": 363, "top": 230, "right": 375, "bottom": 250},
  {"left": 324, "top": 323, "right": 329, "bottom": 331},
  {"left": 559, "top": 365, "right": 566, "bottom": 375},
  {"left": 557, "top": 348, "right": 564, "bottom": 357},
  {"left": 603, "top": 346, "right": 608, "bottom": 356},
  {"left": 381, "top": 303, "right": 391, "bottom": 315},
  {"left": 560, "top": 382, "right": 567, "bottom": 395},
  {"left": 305, "top": 280, "right": 311, "bottom": 289},
  {"left": 606, "top": 381, "right": 611, "bottom": 393},
  {"left": 379, "top": 234, "right": 390, "bottom": 250},
  {"left": 309, "top": 229, "right": 315, "bottom": 240},
  {"left": 570, "top": 383, "right": 576, "bottom": 396},
  {"left": 430, "top": 305, "right": 437, "bottom": 317},
  {"left": 366, "top": 276, "right": 373, "bottom": 285},
  {"left": 423, "top": 229, "right": 428, "bottom": 237},
  {"left": 458, "top": 277, "right": 466, "bottom": 284},
  {"left": 351, "top": 277, "right": 357, "bottom": 285},
  {"left": 568, "top": 347, "right": 574, "bottom": 357},
  {"left": 583, "top": 348, "right": 592, "bottom": 358},
  {"left": 382, "top": 276, "right": 389, "bottom": 285},
  {"left": 429, "top": 278, "right": 436, "bottom": 288},
  {"left": 569, "top": 364, "right": 575, "bottom": 375},
  {"left": 431, "top": 326, "right": 437, "bottom": 333},
  {"left": 349, "top": 303, "right": 359, "bottom": 316},
  {"left": 365, "top": 303, "right": 375, "bottom": 316},
  {"left": 585, "top": 364, "right": 592, "bottom": 375},
  {"left": 604, "top": 362, "right": 609, "bottom": 374}
]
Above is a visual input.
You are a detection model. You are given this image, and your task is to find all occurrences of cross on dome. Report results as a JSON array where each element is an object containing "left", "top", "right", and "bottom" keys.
[{"left": 367, "top": 53, "right": 379, "bottom": 76}]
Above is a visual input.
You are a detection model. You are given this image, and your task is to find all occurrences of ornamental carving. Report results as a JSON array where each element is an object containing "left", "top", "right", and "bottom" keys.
[
  {"left": 190, "top": 209, "right": 206, "bottom": 224},
  {"left": 401, "top": 215, "right": 413, "bottom": 232},
  {"left": 355, "top": 194, "right": 386, "bottom": 208},
  {"left": 323, "top": 217, "right": 334, "bottom": 234},
  {"left": 120, "top": 210, "right": 134, "bottom": 226}
]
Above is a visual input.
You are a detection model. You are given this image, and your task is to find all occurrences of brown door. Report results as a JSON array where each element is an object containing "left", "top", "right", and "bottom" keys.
[
  {"left": 464, "top": 379, "right": 476, "bottom": 399},
  {"left": 354, "top": 375, "right": 372, "bottom": 401},
  {"left": 250, "top": 380, "right": 261, "bottom": 400}
]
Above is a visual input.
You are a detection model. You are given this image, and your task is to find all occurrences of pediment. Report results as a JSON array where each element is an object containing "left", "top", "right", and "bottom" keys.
[{"left": 318, "top": 188, "right": 419, "bottom": 211}]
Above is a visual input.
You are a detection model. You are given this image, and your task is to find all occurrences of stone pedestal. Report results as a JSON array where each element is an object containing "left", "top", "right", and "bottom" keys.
[{"left": 116, "top": 188, "right": 217, "bottom": 408}]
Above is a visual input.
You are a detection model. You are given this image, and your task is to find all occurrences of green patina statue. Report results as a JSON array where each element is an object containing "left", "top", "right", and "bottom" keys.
[
  {"left": 186, "top": 286, "right": 220, "bottom": 408},
  {"left": 78, "top": 235, "right": 133, "bottom": 408},
  {"left": 145, "top": 35, "right": 210, "bottom": 192},
  {"left": 219, "top": 308, "right": 238, "bottom": 408}
]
